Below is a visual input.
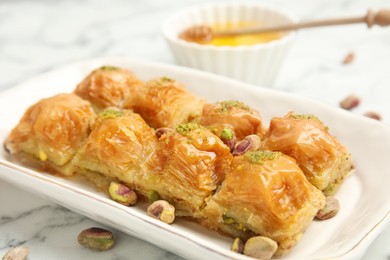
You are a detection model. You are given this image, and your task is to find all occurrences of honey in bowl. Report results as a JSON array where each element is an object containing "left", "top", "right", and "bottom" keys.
[
  {"left": 179, "top": 21, "right": 284, "bottom": 46},
  {"left": 210, "top": 21, "right": 283, "bottom": 46}
]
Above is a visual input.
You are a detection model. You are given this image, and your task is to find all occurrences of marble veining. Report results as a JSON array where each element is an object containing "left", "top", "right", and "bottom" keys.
[{"left": 0, "top": 0, "right": 389, "bottom": 259}]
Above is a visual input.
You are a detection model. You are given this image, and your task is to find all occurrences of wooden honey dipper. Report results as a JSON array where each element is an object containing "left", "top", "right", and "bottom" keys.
[{"left": 180, "top": 9, "right": 390, "bottom": 43}]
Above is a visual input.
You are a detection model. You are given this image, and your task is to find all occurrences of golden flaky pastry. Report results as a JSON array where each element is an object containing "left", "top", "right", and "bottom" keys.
[
  {"left": 4, "top": 93, "right": 96, "bottom": 175},
  {"left": 124, "top": 77, "right": 205, "bottom": 128},
  {"left": 262, "top": 112, "right": 354, "bottom": 195},
  {"left": 143, "top": 123, "right": 233, "bottom": 216},
  {"left": 73, "top": 109, "right": 158, "bottom": 188},
  {"left": 201, "top": 150, "right": 325, "bottom": 256},
  {"left": 199, "top": 100, "right": 265, "bottom": 140},
  {"left": 74, "top": 66, "right": 143, "bottom": 111}
]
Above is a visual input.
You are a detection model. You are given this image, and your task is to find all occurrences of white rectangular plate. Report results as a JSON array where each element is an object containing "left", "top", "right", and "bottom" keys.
[{"left": 0, "top": 57, "right": 389, "bottom": 260}]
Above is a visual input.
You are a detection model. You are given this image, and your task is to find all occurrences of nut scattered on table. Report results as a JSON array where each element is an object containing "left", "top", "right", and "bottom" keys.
[
  {"left": 316, "top": 196, "right": 340, "bottom": 220},
  {"left": 2, "top": 246, "right": 30, "bottom": 260},
  {"left": 342, "top": 51, "right": 355, "bottom": 65},
  {"left": 339, "top": 95, "right": 361, "bottom": 110},
  {"left": 363, "top": 111, "right": 382, "bottom": 121},
  {"left": 243, "top": 236, "right": 278, "bottom": 259},
  {"left": 231, "top": 237, "right": 245, "bottom": 254},
  {"left": 147, "top": 200, "right": 176, "bottom": 224},
  {"left": 77, "top": 227, "right": 114, "bottom": 251},
  {"left": 108, "top": 182, "right": 137, "bottom": 206}
]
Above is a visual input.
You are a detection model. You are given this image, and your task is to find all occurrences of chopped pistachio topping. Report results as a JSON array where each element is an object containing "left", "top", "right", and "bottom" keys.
[
  {"left": 290, "top": 113, "right": 321, "bottom": 122},
  {"left": 217, "top": 100, "right": 250, "bottom": 113},
  {"left": 100, "top": 65, "right": 120, "bottom": 71},
  {"left": 220, "top": 127, "right": 234, "bottom": 141},
  {"left": 176, "top": 122, "right": 200, "bottom": 136},
  {"left": 98, "top": 110, "right": 123, "bottom": 120},
  {"left": 160, "top": 76, "right": 175, "bottom": 83},
  {"left": 245, "top": 151, "right": 279, "bottom": 164},
  {"left": 154, "top": 76, "right": 175, "bottom": 85}
]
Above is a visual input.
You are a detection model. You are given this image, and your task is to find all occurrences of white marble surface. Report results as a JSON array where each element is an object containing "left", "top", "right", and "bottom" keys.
[{"left": 0, "top": 0, "right": 389, "bottom": 259}]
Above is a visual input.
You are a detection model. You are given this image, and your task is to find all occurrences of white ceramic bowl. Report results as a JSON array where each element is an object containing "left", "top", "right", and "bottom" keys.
[{"left": 162, "top": 2, "right": 297, "bottom": 86}]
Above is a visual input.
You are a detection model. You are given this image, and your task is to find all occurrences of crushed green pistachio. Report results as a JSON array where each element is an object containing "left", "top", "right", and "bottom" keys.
[
  {"left": 176, "top": 122, "right": 200, "bottom": 136},
  {"left": 217, "top": 100, "right": 250, "bottom": 113},
  {"left": 323, "top": 183, "right": 335, "bottom": 194},
  {"left": 147, "top": 190, "right": 160, "bottom": 203},
  {"left": 289, "top": 113, "right": 330, "bottom": 130},
  {"left": 155, "top": 76, "right": 175, "bottom": 85},
  {"left": 290, "top": 113, "right": 321, "bottom": 122},
  {"left": 220, "top": 128, "right": 234, "bottom": 141},
  {"left": 38, "top": 150, "right": 48, "bottom": 161},
  {"left": 160, "top": 76, "right": 175, "bottom": 83},
  {"left": 223, "top": 215, "right": 247, "bottom": 231},
  {"left": 223, "top": 215, "right": 237, "bottom": 224},
  {"left": 100, "top": 65, "right": 120, "bottom": 71},
  {"left": 245, "top": 151, "right": 279, "bottom": 164},
  {"left": 98, "top": 110, "right": 123, "bottom": 120}
]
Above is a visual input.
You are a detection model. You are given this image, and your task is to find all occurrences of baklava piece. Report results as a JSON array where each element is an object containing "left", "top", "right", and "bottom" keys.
[
  {"left": 74, "top": 66, "right": 143, "bottom": 111},
  {"left": 73, "top": 109, "right": 158, "bottom": 189},
  {"left": 198, "top": 100, "right": 265, "bottom": 141},
  {"left": 143, "top": 123, "right": 233, "bottom": 216},
  {"left": 262, "top": 112, "right": 354, "bottom": 195},
  {"left": 124, "top": 77, "right": 205, "bottom": 128},
  {"left": 201, "top": 150, "right": 325, "bottom": 256},
  {"left": 4, "top": 93, "right": 96, "bottom": 176}
]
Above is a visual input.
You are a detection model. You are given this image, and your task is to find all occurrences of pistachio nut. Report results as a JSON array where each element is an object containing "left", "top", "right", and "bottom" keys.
[
  {"left": 231, "top": 237, "right": 245, "bottom": 254},
  {"left": 108, "top": 182, "right": 137, "bottom": 206},
  {"left": 147, "top": 200, "right": 175, "bottom": 224},
  {"left": 233, "top": 134, "right": 261, "bottom": 156},
  {"left": 243, "top": 236, "right": 278, "bottom": 259},
  {"left": 219, "top": 128, "right": 236, "bottom": 152},
  {"left": 77, "top": 227, "right": 114, "bottom": 251},
  {"left": 146, "top": 190, "right": 160, "bottom": 203},
  {"left": 316, "top": 196, "right": 340, "bottom": 220}
]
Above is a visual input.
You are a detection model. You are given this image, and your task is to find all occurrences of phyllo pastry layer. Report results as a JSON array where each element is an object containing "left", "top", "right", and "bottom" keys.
[
  {"left": 4, "top": 93, "right": 96, "bottom": 176},
  {"left": 144, "top": 123, "right": 233, "bottom": 216},
  {"left": 124, "top": 77, "right": 204, "bottom": 128},
  {"left": 201, "top": 150, "right": 325, "bottom": 255},
  {"left": 199, "top": 100, "right": 265, "bottom": 140},
  {"left": 262, "top": 112, "right": 354, "bottom": 195},
  {"left": 74, "top": 109, "right": 157, "bottom": 186},
  {"left": 74, "top": 66, "right": 143, "bottom": 111}
]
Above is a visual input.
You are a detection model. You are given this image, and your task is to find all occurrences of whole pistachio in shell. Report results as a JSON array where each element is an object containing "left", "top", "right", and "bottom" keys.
[{"left": 77, "top": 227, "right": 114, "bottom": 251}]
